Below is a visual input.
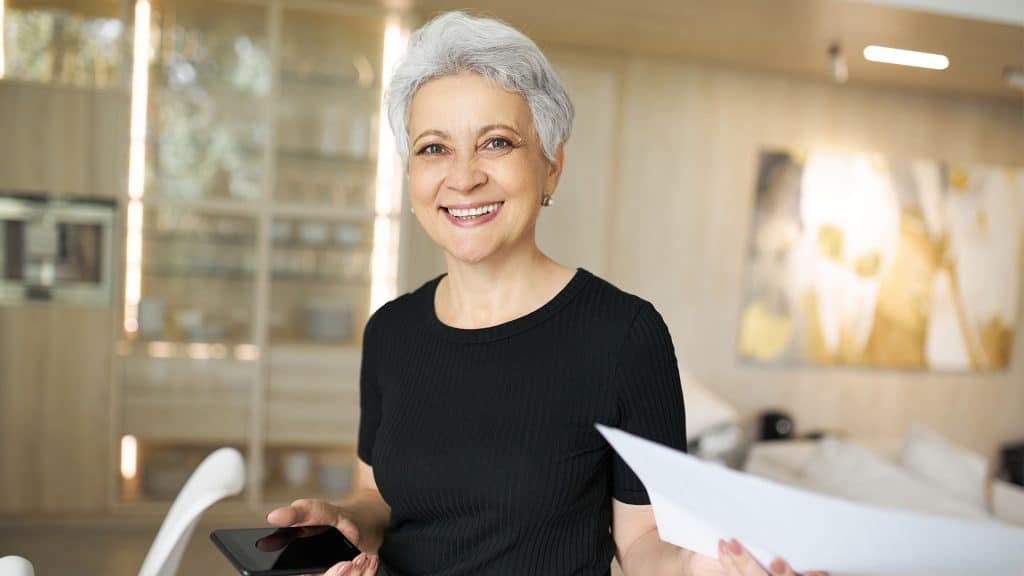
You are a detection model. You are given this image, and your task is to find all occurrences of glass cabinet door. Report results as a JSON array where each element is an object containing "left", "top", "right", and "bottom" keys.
[
  {"left": 274, "top": 6, "right": 383, "bottom": 211},
  {"left": 3, "top": 0, "right": 127, "bottom": 88},
  {"left": 138, "top": 205, "right": 258, "bottom": 343},
  {"left": 146, "top": 0, "right": 270, "bottom": 202},
  {"left": 262, "top": 4, "right": 391, "bottom": 505}
]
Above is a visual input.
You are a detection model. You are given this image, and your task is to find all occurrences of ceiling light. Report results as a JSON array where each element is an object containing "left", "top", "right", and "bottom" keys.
[{"left": 863, "top": 45, "right": 949, "bottom": 70}]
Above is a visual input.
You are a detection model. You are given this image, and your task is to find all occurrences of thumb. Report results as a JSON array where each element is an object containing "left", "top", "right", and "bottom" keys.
[{"left": 267, "top": 499, "right": 336, "bottom": 527}]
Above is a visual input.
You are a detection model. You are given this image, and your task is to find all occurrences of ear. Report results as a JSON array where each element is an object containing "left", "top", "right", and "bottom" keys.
[{"left": 543, "top": 143, "right": 566, "bottom": 198}]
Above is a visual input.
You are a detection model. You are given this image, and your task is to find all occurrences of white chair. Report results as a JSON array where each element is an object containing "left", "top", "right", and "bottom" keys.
[
  {"left": 138, "top": 447, "right": 246, "bottom": 576},
  {"left": 0, "top": 556, "right": 34, "bottom": 576}
]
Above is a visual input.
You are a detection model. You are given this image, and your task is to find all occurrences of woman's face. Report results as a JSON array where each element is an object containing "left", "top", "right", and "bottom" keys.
[{"left": 406, "top": 72, "right": 563, "bottom": 265}]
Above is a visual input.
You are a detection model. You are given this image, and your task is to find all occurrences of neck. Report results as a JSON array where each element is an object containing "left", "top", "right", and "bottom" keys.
[{"left": 437, "top": 241, "right": 572, "bottom": 329}]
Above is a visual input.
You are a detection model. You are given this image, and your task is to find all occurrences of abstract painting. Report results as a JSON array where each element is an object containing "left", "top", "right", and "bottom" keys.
[{"left": 739, "top": 149, "right": 1024, "bottom": 371}]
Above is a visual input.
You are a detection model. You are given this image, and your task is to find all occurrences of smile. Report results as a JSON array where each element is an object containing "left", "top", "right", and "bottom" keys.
[{"left": 444, "top": 201, "right": 504, "bottom": 220}]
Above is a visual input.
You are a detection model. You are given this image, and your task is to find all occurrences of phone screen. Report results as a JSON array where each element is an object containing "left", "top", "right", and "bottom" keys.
[{"left": 211, "top": 526, "right": 360, "bottom": 576}]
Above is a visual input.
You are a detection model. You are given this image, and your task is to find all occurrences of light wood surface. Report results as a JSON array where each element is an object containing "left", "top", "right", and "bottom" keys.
[
  {"left": 0, "top": 80, "right": 128, "bottom": 198},
  {"left": 414, "top": 0, "right": 1024, "bottom": 103},
  {"left": 0, "top": 304, "right": 112, "bottom": 512}
]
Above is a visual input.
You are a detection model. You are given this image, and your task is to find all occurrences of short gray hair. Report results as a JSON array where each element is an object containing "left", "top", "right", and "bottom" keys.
[{"left": 385, "top": 11, "right": 574, "bottom": 165}]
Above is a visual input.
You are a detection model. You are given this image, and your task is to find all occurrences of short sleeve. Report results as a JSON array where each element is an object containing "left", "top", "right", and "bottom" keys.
[
  {"left": 357, "top": 312, "right": 382, "bottom": 465},
  {"left": 611, "top": 302, "right": 687, "bottom": 504}
]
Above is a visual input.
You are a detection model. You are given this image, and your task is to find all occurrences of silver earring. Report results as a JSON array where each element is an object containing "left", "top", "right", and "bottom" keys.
[{"left": 541, "top": 194, "right": 554, "bottom": 207}]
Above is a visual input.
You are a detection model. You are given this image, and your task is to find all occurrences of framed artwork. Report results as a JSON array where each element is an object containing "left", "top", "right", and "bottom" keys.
[{"left": 739, "top": 149, "right": 1024, "bottom": 371}]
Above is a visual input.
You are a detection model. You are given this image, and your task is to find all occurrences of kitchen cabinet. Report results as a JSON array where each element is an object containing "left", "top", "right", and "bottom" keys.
[
  {"left": 110, "top": 0, "right": 408, "bottom": 511},
  {"left": 0, "top": 81, "right": 129, "bottom": 199},
  {"left": 0, "top": 304, "right": 112, "bottom": 512}
]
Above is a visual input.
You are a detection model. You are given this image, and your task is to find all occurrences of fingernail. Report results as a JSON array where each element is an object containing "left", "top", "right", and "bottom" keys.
[
  {"left": 338, "top": 562, "right": 352, "bottom": 575},
  {"left": 728, "top": 538, "right": 742, "bottom": 555},
  {"left": 356, "top": 555, "right": 366, "bottom": 567},
  {"left": 718, "top": 539, "right": 728, "bottom": 556},
  {"left": 770, "top": 558, "right": 787, "bottom": 575}
]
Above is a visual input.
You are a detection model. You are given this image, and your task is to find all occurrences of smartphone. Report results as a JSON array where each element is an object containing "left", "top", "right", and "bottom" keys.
[{"left": 210, "top": 525, "right": 361, "bottom": 576}]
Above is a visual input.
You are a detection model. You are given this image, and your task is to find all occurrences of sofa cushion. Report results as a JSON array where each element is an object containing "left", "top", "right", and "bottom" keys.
[
  {"left": 802, "top": 437, "right": 989, "bottom": 520},
  {"left": 900, "top": 424, "right": 989, "bottom": 510}
]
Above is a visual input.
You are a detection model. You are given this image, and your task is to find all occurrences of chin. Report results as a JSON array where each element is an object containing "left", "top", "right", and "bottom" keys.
[{"left": 444, "top": 242, "right": 499, "bottom": 265}]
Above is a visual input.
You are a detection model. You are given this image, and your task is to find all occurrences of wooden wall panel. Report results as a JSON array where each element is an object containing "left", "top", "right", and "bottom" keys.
[{"left": 606, "top": 58, "right": 1024, "bottom": 460}]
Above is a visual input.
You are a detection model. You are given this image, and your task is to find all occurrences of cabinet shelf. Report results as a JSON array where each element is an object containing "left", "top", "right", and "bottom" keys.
[
  {"left": 145, "top": 231, "right": 257, "bottom": 245},
  {"left": 279, "top": 70, "right": 378, "bottom": 92},
  {"left": 145, "top": 267, "right": 257, "bottom": 280}
]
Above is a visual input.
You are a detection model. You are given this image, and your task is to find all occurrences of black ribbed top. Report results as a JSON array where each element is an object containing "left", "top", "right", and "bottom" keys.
[{"left": 357, "top": 268, "right": 687, "bottom": 576}]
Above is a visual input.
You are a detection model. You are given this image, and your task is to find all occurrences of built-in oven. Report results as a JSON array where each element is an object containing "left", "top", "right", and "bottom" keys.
[{"left": 0, "top": 195, "right": 115, "bottom": 304}]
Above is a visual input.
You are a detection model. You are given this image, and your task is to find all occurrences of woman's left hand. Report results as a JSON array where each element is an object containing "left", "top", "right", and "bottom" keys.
[{"left": 685, "top": 539, "right": 827, "bottom": 576}]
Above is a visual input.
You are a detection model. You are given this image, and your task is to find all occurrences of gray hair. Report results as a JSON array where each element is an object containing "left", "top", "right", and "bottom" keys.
[{"left": 385, "top": 11, "right": 574, "bottom": 165}]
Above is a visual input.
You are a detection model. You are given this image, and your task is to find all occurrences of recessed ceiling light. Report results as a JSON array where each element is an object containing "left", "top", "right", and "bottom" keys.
[{"left": 863, "top": 45, "right": 949, "bottom": 70}]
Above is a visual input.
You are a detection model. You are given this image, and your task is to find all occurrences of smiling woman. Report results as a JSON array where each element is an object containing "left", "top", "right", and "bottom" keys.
[{"left": 264, "top": 11, "right": 826, "bottom": 576}]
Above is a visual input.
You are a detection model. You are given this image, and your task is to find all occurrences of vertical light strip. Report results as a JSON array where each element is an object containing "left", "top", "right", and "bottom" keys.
[
  {"left": 0, "top": 0, "right": 7, "bottom": 79},
  {"left": 124, "top": 0, "right": 152, "bottom": 333},
  {"left": 370, "top": 15, "right": 407, "bottom": 313},
  {"left": 120, "top": 434, "right": 138, "bottom": 480}
]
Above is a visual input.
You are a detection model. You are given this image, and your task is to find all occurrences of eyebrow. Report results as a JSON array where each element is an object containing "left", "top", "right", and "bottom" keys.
[{"left": 411, "top": 124, "right": 522, "bottom": 146}]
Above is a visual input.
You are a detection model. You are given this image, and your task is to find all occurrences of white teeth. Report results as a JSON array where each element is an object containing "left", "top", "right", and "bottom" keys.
[{"left": 447, "top": 202, "right": 502, "bottom": 218}]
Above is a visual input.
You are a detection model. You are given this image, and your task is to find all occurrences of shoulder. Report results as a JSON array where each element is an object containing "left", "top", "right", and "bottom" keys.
[
  {"left": 363, "top": 274, "right": 442, "bottom": 341},
  {"left": 575, "top": 269, "right": 663, "bottom": 332}
]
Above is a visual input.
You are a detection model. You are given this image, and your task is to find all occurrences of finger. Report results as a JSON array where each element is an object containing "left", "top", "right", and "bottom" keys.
[
  {"left": 353, "top": 553, "right": 372, "bottom": 575},
  {"left": 366, "top": 555, "right": 378, "bottom": 576},
  {"left": 324, "top": 560, "right": 353, "bottom": 576},
  {"left": 726, "top": 539, "right": 768, "bottom": 576},
  {"left": 717, "top": 539, "right": 741, "bottom": 574},
  {"left": 270, "top": 499, "right": 338, "bottom": 528},
  {"left": 334, "top": 516, "right": 362, "bottom": 546},
  {"left": 266, "top": 505, "right": 299, "bottom": 526},
  {"left": 768, "top": 557, "right": 797, "bottom": 576}
]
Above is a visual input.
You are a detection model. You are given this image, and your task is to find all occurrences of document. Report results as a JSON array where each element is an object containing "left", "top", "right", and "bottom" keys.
[{"left": 597, "top": 425, "right": 1024, "bottom": 576}]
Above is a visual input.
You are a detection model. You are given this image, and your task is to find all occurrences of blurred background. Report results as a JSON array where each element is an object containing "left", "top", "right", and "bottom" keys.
[{"left": 0, "top": 0, "right": 1021, "bottom": 574}]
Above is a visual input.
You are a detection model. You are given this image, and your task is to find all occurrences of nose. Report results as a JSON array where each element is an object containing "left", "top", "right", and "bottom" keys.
[{"left": 444, "top": 153, "right": 487, "bottom": 194}]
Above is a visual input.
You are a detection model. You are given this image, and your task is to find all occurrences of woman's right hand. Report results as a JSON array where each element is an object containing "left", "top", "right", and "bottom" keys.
[{"left": 266, "top": 498, "right": 380, "bottom": 576}]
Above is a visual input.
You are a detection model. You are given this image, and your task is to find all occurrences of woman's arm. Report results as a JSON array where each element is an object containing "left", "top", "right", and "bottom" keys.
[
  {"left": 613, "top": 498, "right": 691, "bottom": 575},
  {"left": 334, "top": 460, "right": 391, "bottom": 553}
]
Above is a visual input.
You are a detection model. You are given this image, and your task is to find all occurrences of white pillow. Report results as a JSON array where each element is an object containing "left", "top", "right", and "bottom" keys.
[
  {"left": 801, "top": 437, "right": 989, "bottom": 520},
  {"left": 681, "top": 371, "right": 739, "bottom": 439},
  {"left": 900, "top": 424, "right": 989, "bottom": 510}
]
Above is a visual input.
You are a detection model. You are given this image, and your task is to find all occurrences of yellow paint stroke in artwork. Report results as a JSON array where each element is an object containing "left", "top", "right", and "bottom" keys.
[
  {"left": 976, "top": 210, "right": 989, "bottom": 233},
  {"left": 740, "top": 301, "right": 794, "bottom": 361},
  {"left": 854, "top": 250, "right": 882, "bottom": 278},
  {"left": 979, "top": 316, "right": 1013, "bottom": 369},
  {"left": 817, "top": 225, "right": 845, "bottom": 262},
  {"left": 949, "top": 167, "right": 970, "bottom": 191}
]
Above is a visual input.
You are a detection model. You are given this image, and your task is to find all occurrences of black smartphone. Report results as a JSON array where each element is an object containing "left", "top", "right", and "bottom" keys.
[{"left": 210, "top": 525, "right": 361, "bottom": 576}]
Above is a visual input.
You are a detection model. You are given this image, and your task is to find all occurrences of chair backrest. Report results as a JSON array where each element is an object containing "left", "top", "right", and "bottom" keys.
[
  {"left": 0, "top": 556, "right": 34, "bottom": 576},
  {"left": 138, "top": 447, "right": 246, "bottom": 576}
]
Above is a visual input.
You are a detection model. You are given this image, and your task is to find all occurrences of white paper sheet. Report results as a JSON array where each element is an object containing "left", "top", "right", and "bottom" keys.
[{"left": 597, "top": 425, "right": 1024, "bottom": 576}]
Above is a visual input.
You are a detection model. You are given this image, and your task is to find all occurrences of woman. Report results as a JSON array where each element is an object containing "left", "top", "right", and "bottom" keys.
[{"left": 268, "top": 11, "right": 824, "bottom": 576}]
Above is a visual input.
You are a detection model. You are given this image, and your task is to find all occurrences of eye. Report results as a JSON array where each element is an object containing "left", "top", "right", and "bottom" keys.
[
  {"left": 483, "top": 137, "right": 513, "bottom": 151},
  {"left": 417, "top": 143, "right": 446, "bottom": 155}
]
